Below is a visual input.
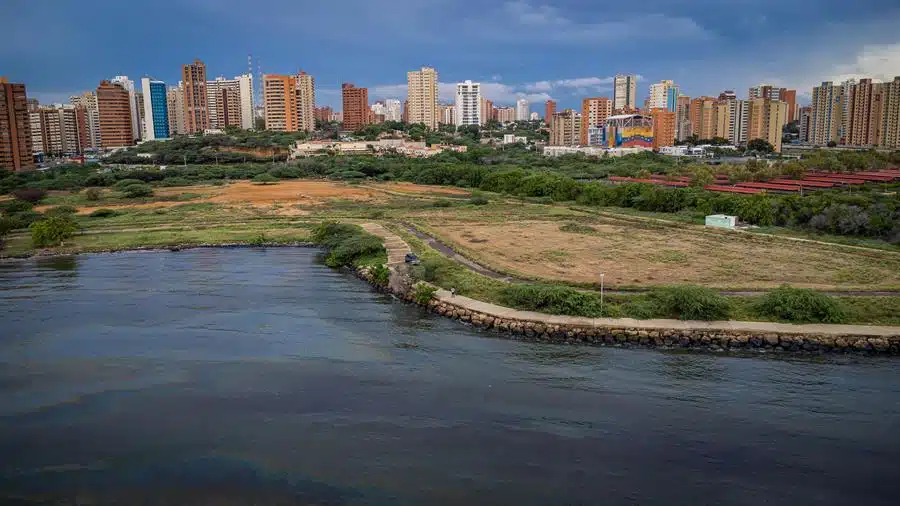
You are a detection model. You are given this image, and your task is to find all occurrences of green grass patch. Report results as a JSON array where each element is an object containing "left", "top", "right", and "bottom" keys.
[{"left": 559, "top": 222, "right": 597, "bottom": 234}]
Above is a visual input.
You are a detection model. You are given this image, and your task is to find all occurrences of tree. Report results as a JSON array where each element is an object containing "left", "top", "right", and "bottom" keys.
[
  {"left": 30, "top": 215, "right": 79, "bottom": 248},
  {"left": 747, "top": 138, "right": 775, "bottom": 153},
  {"left": 252, "top": 173, "right": 279, "bottom": 184},
  {"left": 827, "top": 140, "right": 838, "bottom": 148},
  {"left": 121, "top": 183, "right": 154, "bottom": 198},
  {"left": 11, "top": 188, "right": 47, "bottom": 203}
]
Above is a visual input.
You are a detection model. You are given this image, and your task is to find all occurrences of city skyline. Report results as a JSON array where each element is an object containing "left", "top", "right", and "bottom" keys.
[{"left": 4, "top": 1, "right": 900, "bottom": 112}]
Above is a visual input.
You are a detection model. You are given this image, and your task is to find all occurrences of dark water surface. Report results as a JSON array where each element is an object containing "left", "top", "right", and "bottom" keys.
[{"left": 1, "top": 249, "right": 898, "bottom": 505}]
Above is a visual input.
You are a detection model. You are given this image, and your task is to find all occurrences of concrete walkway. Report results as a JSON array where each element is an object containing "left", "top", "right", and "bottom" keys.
[
  {"left": 360, "top": 222, "right": 411, "bottom": 266},
  {"left": 432, "top": 289, "right": 900, "bottom": 337}
]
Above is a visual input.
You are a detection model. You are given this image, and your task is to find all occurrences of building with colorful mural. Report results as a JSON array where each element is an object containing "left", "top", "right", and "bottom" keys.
[{"left": 602, "top": 114, "right": 654, "bottom": 148}]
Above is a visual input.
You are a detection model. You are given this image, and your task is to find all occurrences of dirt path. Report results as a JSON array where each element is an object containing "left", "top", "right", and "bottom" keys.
[
  {"left": 360, "top": 222, "right": 410, "bottom": 266},
  {"left": 402, "top": 222, "right": 900, "bottom": 297}
]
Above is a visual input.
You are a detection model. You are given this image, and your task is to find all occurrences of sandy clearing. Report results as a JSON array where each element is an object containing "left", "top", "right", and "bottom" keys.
[{"left": 427, "top": 219, "right": 900, "bottom": 290}]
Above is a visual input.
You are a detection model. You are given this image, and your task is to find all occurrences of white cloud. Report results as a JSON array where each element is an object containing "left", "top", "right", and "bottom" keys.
[
  {"left": 325, "top": 75, "right": 621, "bottom": 107},
  {"left": 828, "top": 44, "right": 900, "bottom": 84},
  {"left": 468, "top": 2, "right": 712, "bottom": 44}
]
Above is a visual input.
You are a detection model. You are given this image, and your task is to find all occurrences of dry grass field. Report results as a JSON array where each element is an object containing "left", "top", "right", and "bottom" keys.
[{"left": 420, "top": 215, "right": 900, "bottom": 291}]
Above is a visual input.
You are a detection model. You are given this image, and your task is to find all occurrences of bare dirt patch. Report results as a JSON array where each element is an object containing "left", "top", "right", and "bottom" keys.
[{"left": 425, "top": 218, "right": 900, "bottom": 290}]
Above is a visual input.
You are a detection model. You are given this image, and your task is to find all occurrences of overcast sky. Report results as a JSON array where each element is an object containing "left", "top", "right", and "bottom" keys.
[{"left": 4, "top": 0, "right": 900, "bottom": 111}]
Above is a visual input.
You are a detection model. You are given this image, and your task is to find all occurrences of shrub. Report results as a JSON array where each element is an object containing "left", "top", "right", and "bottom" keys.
[
  {"left": 11, "top": 188, "right": 47, "bottom": 203},
  {"left": 650, "top": 285, "right": 731, "bottom": 321},
  {"left": 84, "top": 188, "right": 102, "bottom": 201},
  {"left": 431, "top": 199, "right": 454, "bottom": 208},
  {"left": 412, "top": 256, "right": 442, "bottom": 282},
  {"left": 754, "top": 286, "right": 847, "bottom": 323},
  {"left": 559, "top": 222, "right": 597, "bottom": 234},
  {"left": 7, "top": 210, "right": 43, "bottom": 229},
  {"left": 248, "top": 232, "right": 269, "bottom": 246},
  {"left": 252, "top": 173, "right": 279, "bottom": 184},
  {"left": 121, "top": 183, "right": 154, "bottom": 198},
  {"left": 311, "top": 222, "right": 385, "bottom": 267},
  {"left": 469, "top": 195, "right": 489, "bottom": 206},
  {"left": 411, "top": 282, "right": 438, "bottom": 305},
  {"left": 371, "top": 264, "right": 390, "bottom": 287},
  {"left": 0, "top": 199, "right": 34, "bottom": 214},
  {"left": 500, "top": 284, "right": 604, "bottom": 317},
  {"left": 89, "top": 208, "right": 120, "bottom": 218},
  {"left": 30, "top": 215, "right": 79, "bottom": 248},
  {"left": 158, "top": 177, "right": 192, "bottom": 187},
  {"left": 44, "top": 205, "right": 77, "bottom": 217},
  {"left": 0, "top": 217, "right": 14, "bottom": 238},
  {"left": 113, "top": 179, "right": 146, "bottom": 189}
]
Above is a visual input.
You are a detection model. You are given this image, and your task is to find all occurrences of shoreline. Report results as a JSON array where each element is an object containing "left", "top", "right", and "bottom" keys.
[{"left": 2, "top": 242, "right": 898, "bottom": 354}]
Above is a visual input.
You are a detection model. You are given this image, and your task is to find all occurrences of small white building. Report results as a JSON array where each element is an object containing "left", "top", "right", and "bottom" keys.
[{"left": 705, "top": 214, "right": 737, "bottom": 229}]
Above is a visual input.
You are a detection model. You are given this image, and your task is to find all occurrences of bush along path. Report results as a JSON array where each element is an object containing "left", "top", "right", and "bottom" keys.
[{"left": 343, "top": 222, "right": 900, "bottom": 355}]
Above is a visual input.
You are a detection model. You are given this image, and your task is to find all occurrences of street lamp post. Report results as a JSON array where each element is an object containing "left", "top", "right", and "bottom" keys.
[{"left": 600, "top": 273, "right": 605, "bottom": 317}]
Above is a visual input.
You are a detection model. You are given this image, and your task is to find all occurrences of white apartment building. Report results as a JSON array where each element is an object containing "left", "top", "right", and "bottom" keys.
[
  {"left": 614, "top": 74, "right": 637, "bottom": 111},
  {"left": 384, "top": 99, "right": 402, "bottom": 122},
  {"left": 648, "top": 80, "right": 677, "bottom": 111},
  {"left": 515, "top": 98, "right": 530, "bottom": 121},
  {"left": 205, "top": 74, "right": 254, "bottom": 130},
  {"left": 455, "top": 80, "right": 481, "bottom": 126}
]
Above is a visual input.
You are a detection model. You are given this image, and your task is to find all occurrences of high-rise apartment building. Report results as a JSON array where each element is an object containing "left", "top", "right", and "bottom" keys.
[
  {"left": 136, "top": 92, "right": 146, "bottom": 140},
  {"left": 838, "top": 79, "right": 855, "bottom": 143},
  {"left": 315, "top": 106, "right": 333, "bottom": 123},
  {"left": 495, "top": 107, "right": 516, "bottom": 124},
  {"left": 515, "top": 98, "right": 529, "bottom": 121},
  {"left": 341, "top": 83, "right": 369, "bottom": 131},
  {"left": 439, "top": 104, "right": 455, "bottom": 125},
  {"left": 407, "top": 67, "right": 439, "bottom": 130},
  {"left": 690, "top": 96, "right": 717, "bottom": 139},
  {"left": 31, "top": 105, "right": 85, "bottom": 156},
  {"left": 746, "top": 98, "right": 787, "bottom": 152},
  {"left": 882, "top": 76, "right": 900, "bottom": 149},
  {"left": 846, "top": 78, "right": 885, "bottom": 146},
  {"left": 110, "top": 76, "right": 140, "bottom": 141},
  {"left": 166, "top": 85, "right": 185, "bottom": 136},
  {"left": 383, "top": 99, "right": 402, "bottom": 122},
  {"left": 70, "top": 91, "right": 101, "bottom": 150},
  {"left": 675, "top": 95, "right": 691, "bottom": 141},
  {"left": 718, "top": 90, "right": 737, "bottom": 102},
  {"left": 140, "top": 78, "right": 170, "bottom": 141},
  {"left": 206, "top": 74, "right": 254, "bottom": 131},
  {"left": 181, "top": 60, "right": 209, "bottom": 134},
  {"left": 798, "top": 106, "right": 812, "bottom": 142},
  {"left": 648, "top": 80, "right": 678, "bottom": 112},
  {"left": 96, "top": 80, "right": 134, "bottom": 149},
  {"left": 650, "top": 108, "right": 676, "bottom": 149},
  {"left": 580, "top": 97, "right": 612, "bottom": 145},
  {"left": 549, "top": 109, "right": 581, "bottom": 146},
  {"left": 263, "top": 74, "right": 298, "bottom": 132},
  {"left": 455, "top": 81, "right": 481, "bottom": 127},
  {"left": 810, "top": 81, "right": 841, "bottom": 145},
  {"left": 781, "top": 89, "right": 797, "bottom": 122},
  {"left": 613, "top": 74, "right": 637, "bottom": 111},
  {"left": 480, "top": 98, "right": 494, "bottom": 125},
  {"left": 295, "top": 72, "right": 316, "bottom": 133},
  {"left": 545, "top": 99, "right": 556, "bottom": 124},
  {"left": 0, "top": 78, "right": 35, "bottom": 171}
]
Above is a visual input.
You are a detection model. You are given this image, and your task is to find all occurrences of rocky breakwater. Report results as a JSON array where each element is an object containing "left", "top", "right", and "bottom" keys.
[
  {"left": 355, "top": 266, "right": 900, "bottom": 355},
  {"left": 422, "top": 299, "right": 899, "bottom": 354}
]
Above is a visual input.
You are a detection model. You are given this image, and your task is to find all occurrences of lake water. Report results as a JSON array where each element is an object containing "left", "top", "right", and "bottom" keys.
[{"left": 1, "top": 248, "right": 898, "bottom": 505}]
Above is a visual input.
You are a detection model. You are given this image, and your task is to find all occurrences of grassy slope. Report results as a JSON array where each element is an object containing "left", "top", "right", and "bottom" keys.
[{"left": 388, "top": 224, "right": 900, "bottom": 325}]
